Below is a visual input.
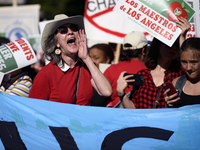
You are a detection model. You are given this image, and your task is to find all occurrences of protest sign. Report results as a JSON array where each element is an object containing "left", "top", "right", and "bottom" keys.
[
  {"left": 113, "top": 0, "right": 195, "bottom": 47},
  {"left": 28, "top": 34, "right": 44, "bottom": 71},
  {"left": 39, "top": 20, "right": 53, "bottom": 35},
  {"left": 0, "top": 38, "right": 37, "bottom": 74},
  {"left": 0, "top": 5, "right": 40, "bottom": 42},
  {"left": 84, "top": 0, "right": 152, "bottom": 44},
  {"left": 185, "top": 0, "right": 196, "bottom": 38},
  {"left": 191, "top": 0, "right": 200, "bottom": 37},
  {"left": 0, "top": 92, "right": 200, "bottom": 149}
]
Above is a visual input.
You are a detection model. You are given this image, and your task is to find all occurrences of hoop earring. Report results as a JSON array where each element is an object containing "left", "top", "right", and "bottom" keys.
[{"left": 55, "top": 48, "right": 61, "bottom": 55}]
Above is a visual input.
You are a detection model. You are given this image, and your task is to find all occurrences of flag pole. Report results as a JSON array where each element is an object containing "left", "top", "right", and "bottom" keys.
[
  {"left": 114, "top": 43, "right": 121, "bottom": 64},
  {"left": 12, "top": 0, "right": 17, "bottom": 6}
]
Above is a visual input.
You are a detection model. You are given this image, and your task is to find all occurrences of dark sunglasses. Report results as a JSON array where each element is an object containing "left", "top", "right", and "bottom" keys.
[{"left": 57, "top": 24, "right": 78, "bottom": 34}]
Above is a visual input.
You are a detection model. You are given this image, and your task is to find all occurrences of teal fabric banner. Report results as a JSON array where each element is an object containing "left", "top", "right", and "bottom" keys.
[{"left": 0, "top": 92, "right": 199, "bottom": 150}]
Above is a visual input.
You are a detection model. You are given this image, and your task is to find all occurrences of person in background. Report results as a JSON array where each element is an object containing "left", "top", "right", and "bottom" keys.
[
  {"left": 28, "top": 14, "right": 112, "bottom": 105},
  {"left": 89, "top": 43, "right": 114, "bottom": 68},
  {"left": 89, "top": 43, "right": 114, "bottom": 106},
  {"left": 104, "top": 31, "right": 148, "bottom": 107},
  {"left": 117, "top": 17, "right": 191, "bottom": 109},
  {"left": 0, "top": 37, "right": 34, "bottom": 97},
  {"left": 164, "top": 37, "right": 200, "bottom": 107}
]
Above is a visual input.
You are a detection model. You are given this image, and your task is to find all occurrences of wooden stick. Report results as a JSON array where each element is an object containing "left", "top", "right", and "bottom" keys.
[
  {"left": 114, "top": 43, "right": 121, "bottom": 64},
  {"left": 12, "top": 0, "right": 17, "bottom": 6}
]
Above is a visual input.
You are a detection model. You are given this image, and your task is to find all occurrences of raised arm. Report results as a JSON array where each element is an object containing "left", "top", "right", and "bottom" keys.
[
  {"left": 176, "top": 17, "right": 191, "bottom": 47},
  {"left": 76, "top": 29, "right": 112, "bottom": 97}
]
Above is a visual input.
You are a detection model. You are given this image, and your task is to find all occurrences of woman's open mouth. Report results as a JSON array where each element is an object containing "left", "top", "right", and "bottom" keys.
[{"left": 67, "top": 37, "right": 76, "bottom": 46}]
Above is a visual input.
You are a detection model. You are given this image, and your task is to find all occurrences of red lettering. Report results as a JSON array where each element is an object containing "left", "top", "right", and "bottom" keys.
[
  {"left": 172, "top": 26, "right": 177, "bottom": 32},
  {"left": 134, "top": 3, "right": 138, "bottom": 8},
  {"left": 155, "top": 26, "right": 161, "bottom": 33},
  {"left": 22, "top": 46, "right": 30, "bottom": 52},
  {"left": 26, "top": 54, "right": 34, "bottom": 60},
  {"left": 127, "top": 8, "right": 132, "bottom": 15},
  {"left": 24, "top": 50, "right": 32, "bottom": 55},
  {"left": 163, "top": 31, "right": 170, "bottom": 38},
  {"left": 189, "top": 24, "right": 195, "bottom": 32},
  {"left": 167, "top": 23, "right": 173, "bottom": 30},
  {"left": 125, "top": 0, "right": 131, "bottom": 4},
  {"left": 20, "top": 43, "right": 28, "bottom": 48},
  {"left": 145, "top": 20, "right": 152, "bottom": 27},
  {"left": 144, "top": 9, "right": 150, "bottom": 16},
  {"left": 159, "top": 28, "right": 165, "bottom": 35},
  {"left": 150, "top": 23, "right": 156, "bottom": 30},
  {"left": 17, "top": 39, "right": 34, "bottom": 61},
  {"left": 140, "top": 17, "right": 147, "bottom": 25},
  {"left": 120, "top": 5, "right": 126, "bottom": 11},
  {"left": 126, "top": 7, "right": 140, "bottom": 20},
  {"left": 131, "top": 11, "right": 137, "bottom": 17},
  {"left": 154, "top": 14, "right": 159, "bottom": 21},
  {"left": 162, "top": 20, "right": 168, "bottom": 28},
  {"left": 16, "top": 38, "right": 25, "bottom": 44},
  {"left": 158, "top": 16, "right": 164, "bottom": 24},
  {"left": 139, "top": 5, "right": 147, "bottom": 13},
  {"left": 6, "top": 42, "right": 19, "bottom": 53},
  {"left": 126, "top": 0, "right": 138, "bottom": 8},
  {"left": 168, "top": 34, "right": 173, "bottom": 40},
  {"left": 135, "top": 13, "right": 141, "bottom": 20},
  {"left": 186, "top": 34, "right": 195, "bottom": 38},
  {"left": 130, "top": 1, "right": 135, "bottom": 6},
  {"left": 149, "top": 11, "right": 156, "bottom": 19}
]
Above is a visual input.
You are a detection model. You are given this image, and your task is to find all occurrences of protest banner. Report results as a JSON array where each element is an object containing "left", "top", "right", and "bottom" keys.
[
  {"left": 0, "top": 38, "right": 37, "bottom": 75},
  {"left": 191, "top": 0, "right": 200, "bottom": 37},
  {"left": 84, "top": 0, "right": 152, "bottom": 44},
  {"left": 0, "top": 92, "right": 200, "bottom": 149},
  {"left": 185, "top": 0, "right": 196, "bottom": 38},
  {"left": 0, "top": 5, "right": 40, "bottom": 42},
  {"left": 28, "top": 34, "right": 45, "bottom": 72},
  {"left": 113, "top": 0, "right": 195, "bottom": 47}
]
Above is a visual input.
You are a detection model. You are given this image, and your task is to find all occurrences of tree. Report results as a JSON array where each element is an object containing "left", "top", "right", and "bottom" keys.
[{"left": 28, "top": 0, "right": 85, "bottom": 20}]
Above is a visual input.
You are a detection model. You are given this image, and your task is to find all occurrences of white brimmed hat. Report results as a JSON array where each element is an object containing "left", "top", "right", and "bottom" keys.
[
  {"left": 41, "top": 14, "right": 84, "bottom": 51},
  {"left": 123, "top": 31, "right": 148, "bottom": 50}
]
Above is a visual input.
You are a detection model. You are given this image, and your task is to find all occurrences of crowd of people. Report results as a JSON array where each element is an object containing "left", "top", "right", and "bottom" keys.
[{"left": 1, "top": 13, "right": 200, "bottom": 109}]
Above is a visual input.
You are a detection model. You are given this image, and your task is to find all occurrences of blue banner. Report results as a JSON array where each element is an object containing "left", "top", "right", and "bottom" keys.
[{"left": 0, "top": 92, "right": 200, "bottom": 150}]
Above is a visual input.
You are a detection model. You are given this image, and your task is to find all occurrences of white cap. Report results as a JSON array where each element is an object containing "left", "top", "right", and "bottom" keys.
[{"left": 123, "top": 31, "right": 148, "bottom": 50}]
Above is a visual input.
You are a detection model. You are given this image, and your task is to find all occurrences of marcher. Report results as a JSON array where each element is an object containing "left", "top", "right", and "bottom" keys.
[
  {"left": 164, "top": 37, "right": 200, "bottom": 107},
  {"left": 116, "top": 17, "right": 191, "bottom": 109},
  {"left": 89, "top": 43, "right": 114, "bottom": 106},
  {"left": 89, "top": 43, "right": 114, "bottom": 68},
  {"left": 28, "top": 14, "right": 112, "bottom": 105},
  {"left": 104, "top": 31, "right": 148, "bottom": 107}
]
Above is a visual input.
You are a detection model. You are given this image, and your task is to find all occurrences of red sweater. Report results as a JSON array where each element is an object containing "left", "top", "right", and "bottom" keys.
[
  {"left": 29, "top": 61, "right": 93, "bottom": 105},
  {"left": 104, "top": 59, "right": 147, "bottom": 107}
]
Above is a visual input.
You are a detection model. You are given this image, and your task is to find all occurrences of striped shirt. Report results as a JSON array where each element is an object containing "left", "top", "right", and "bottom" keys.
[{"left": 0, "top": 75, "right": 32, "bottom": 97}]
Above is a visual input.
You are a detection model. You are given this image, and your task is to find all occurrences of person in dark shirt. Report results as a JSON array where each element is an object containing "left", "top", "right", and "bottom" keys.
[{"left": 165, "top": 37, "right": 200, "bottom": 107}]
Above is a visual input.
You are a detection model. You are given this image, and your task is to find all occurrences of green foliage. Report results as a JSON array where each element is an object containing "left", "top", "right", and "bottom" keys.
[{"left": 28, "top": 0, "right": 85, "bottom": 20}]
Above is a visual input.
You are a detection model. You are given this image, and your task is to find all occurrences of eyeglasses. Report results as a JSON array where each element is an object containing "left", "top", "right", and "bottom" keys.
[{"left": 57, "top": 24, "right": 78, "bottom": 34}]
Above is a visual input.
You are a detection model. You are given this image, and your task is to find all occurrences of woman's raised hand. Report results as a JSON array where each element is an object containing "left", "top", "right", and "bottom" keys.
[{"left": 76, "top": 29, "right": 88, "bottom": 60}]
